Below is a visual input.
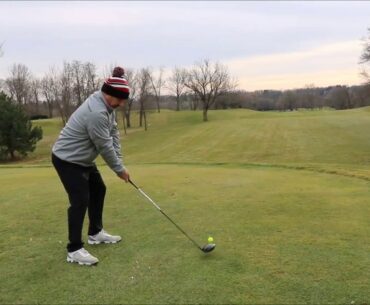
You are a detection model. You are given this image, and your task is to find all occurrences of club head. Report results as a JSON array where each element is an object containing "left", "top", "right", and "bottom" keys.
[{"left": 201, "top": 243, "right": 216, "bottom": 253}]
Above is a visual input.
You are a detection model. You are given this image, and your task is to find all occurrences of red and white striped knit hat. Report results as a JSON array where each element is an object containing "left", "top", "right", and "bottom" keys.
[{"left": 101, "top": 66, "right": 130, "bottom": 99}]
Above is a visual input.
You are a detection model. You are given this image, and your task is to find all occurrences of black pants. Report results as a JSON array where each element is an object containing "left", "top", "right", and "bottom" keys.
[{"left": 52, "top": 153, "right": 106, "bottom": 252}]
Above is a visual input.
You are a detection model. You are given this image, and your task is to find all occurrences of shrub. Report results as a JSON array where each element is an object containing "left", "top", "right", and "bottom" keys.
[{"left": 0, "top": 92, "right": 43, "bottom": 161}]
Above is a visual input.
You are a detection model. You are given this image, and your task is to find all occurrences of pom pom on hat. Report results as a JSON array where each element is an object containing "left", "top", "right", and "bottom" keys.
[
  {"left": 101, "top": 66, "right": 129, "bottom": 99},
  {"left": 112, "top": 66, "right": 125, "bottom": 78}
]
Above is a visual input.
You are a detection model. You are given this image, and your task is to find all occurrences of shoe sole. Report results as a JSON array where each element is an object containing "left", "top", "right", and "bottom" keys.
[
  {"left": 87, "top": 239, "right": 121, "bottom": 245},
  {"left": 67, "top": 257, "right": 98, "bottom": 266}
]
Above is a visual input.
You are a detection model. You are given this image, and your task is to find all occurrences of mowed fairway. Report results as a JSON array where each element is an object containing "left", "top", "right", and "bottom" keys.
[{"left": 0, "top": 108, "right": 369, "bottom": 304}]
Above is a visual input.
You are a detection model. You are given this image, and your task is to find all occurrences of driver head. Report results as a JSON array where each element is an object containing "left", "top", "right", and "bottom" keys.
[{"left": 201, "top": 244, "right": 216, "bottom": 253}]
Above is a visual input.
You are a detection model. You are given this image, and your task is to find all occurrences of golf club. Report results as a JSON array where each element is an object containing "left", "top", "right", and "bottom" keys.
[{"left": 128, "top": 178, "right": 216, "bottom": 253}]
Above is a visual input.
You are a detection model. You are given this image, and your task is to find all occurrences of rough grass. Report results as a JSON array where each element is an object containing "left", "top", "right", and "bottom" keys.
[{"left": 0, "top": 108, "right": 369, "bottom": 304}]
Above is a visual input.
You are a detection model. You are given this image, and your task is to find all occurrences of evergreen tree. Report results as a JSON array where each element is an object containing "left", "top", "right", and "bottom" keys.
[{"left": 0, "top": 92, "right": 43, "bottom": 160}]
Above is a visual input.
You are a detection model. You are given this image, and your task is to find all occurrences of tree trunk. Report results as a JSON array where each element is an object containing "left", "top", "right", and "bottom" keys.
[
  {"left": 34, "top": 95, "right": 40, "bottom": 114},
  {"left": 176, "top": 96, "right": 180, "bottom": 111},
  {"left": 125, "top": 110, "right": 131, "bottom": 128},
  {"left": 203, "top": 107, "right": 208, "bottom": 122},
  {"left": 126, "top": 102, "right": 132, "bottom": 128},
  {"left": 121, "top": 108, "right": 127, "bottom": 135},
  {"left": 345, "top": 90, "right": 352, "bottom": 108},
  {"left": 56, "top": 101, "right": 67, "bottom": 126},
  {"left": 139, "top": 98, "right": 144, "bottom": 127},
  {"left": 156, "top": 97, "right": 160, "bottom": 113},
  {"left": 10, "top": 150, "right": 15, "bottom": 160},
  {"left": 143, "top": 111, "right": 147, "bottom": 131},
  {"left": 46, "top": 100, "right": 53, "bottom": 118}
]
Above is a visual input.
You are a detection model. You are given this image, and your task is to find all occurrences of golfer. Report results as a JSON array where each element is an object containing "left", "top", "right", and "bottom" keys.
[{"left": 52, "top": 67, "right": 130, "bottom": 266}]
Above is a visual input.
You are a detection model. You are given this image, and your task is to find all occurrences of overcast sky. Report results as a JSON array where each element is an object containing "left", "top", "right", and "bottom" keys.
[{"left": 0, "top": 1, "right": 369, "bottom": 91}]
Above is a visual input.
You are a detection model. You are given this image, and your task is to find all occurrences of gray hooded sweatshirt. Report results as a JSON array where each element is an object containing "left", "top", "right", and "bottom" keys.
[{"left": 52, "top": 91, "right": 125, "bottom": 174}]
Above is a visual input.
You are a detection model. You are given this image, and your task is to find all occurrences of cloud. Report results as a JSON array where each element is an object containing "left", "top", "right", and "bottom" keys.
[
  {"left": 0, "top": 2, "right": 144, "bottom": 27},
  {"left": 226, "top": 40, "right": 364, "bottom": 90},
  {"left": 238, "top": 68, "right": 363, "bottom": 91},
  {"left": 0, "top": 2, "right": 369, "bottom": 91}
]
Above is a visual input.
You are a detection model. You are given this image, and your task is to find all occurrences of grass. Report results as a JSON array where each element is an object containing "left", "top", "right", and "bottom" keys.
[{"left": 0, "top": 108, "right": 369, "bottom": 304}]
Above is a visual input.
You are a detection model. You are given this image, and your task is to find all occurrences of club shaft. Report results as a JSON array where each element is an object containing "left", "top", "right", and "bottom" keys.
[
  {"left": 137, "top": 188, "right": 162, "bottom": 211},
  {"left": 158, "top": 208, "right": 202, "bottom": 250},
  {"left": 129, "top": 179, "right": 202, "bottom": 250}
]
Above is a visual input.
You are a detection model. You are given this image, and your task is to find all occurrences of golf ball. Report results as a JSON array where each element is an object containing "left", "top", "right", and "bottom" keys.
[{"left": 208, "top": 236, "right": 214, "bottom": 243}]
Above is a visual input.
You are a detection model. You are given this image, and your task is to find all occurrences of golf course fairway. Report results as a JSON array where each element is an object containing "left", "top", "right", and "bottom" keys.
[{"left": 0, "top": 108, "right": 369, "bottom": 304}]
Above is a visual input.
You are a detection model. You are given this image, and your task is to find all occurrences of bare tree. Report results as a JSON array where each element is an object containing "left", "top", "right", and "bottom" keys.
[
  {"left": 148, "top": 66, "right": 165, "bottom": 113},
  {"left": 122, "top": 68, "right": 137, "bottom": 129},
  {"left": 360, "top": 29, "right": 370, "bottom": 62},
  {"left": 70, "top": 60, "right": 99, "bottom": 106},
  {"left": 84, "top": 62, "right": 100, "bottom": 97},
  {"left": 299, "top": 84, "right": 317, "bottom": 109},
  {"left": 185, "top": 59, "right": 236, "bottom": 121},
  {"left": 185, "top": 92, "right": 200, "bottom": 111},
  {"left": 136, "top": 68, "right": 152, "bottom": 131},
  {"left": 352, "top": 84, "right": 370, "bottom": 107},
  {"left": 361, "top": 69, "right": 370, "bottom": 84},
  {"left": 360, "top": 28, "right": 370, "bottom": 84},
  {"left": 277, "top": 90, "right": 297, "bottom": 111},
  {"left": 326, "top": 86, "right": 353, "bottom": 110},
  {"left": 29, "top": 77, "right": 41, "bottom": 115},
  {"left": 5, "top": 63, "right": 32, "bottom": 105},
  {"left": 56, "top": 62, "right": 75, "bottom": 124},
  {"left": 167, "top": 67, "right": 187, "bottom": 111},
  {"left": 49, "top": 61, "right": 100, "bottom": 125},
  {"left": 70, "top": 60, "right": 85, "bottom": 106},
  {"left": 41, "top": 67, "right": 60, "bottom": 118}
]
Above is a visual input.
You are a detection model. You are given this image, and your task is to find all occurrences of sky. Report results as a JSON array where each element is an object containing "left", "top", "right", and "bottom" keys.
[{"left": 0, "top": 1, "right": 369, "bottom": 91}]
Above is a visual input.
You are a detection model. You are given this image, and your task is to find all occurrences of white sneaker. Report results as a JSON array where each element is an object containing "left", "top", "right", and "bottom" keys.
[
  {"left": 67, "top": 248, "right": 99, "bottom": 266},
  {"left": 88, "top": 229, "right": 122, "bottom": 245}
]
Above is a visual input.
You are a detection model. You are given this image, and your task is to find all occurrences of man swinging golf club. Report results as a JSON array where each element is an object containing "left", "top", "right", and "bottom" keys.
[{"left": 52, "top": 66, "right": 130, "bottom": 266}]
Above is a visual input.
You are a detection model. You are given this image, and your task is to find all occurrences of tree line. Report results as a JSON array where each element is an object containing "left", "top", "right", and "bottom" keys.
[
  {"left": 0, "top": 59, "right": 236, "bottom": 127},
  {"left": 0, "top": 27, "right": 369, "bottom": 162},
  {"left": 2, "top": 60, "right": 370, "bottom": 127},
  {"left": 212, "top": 83, "right": 370, "bottom": 111},
  {"left": 0, "top": 27, "right": 369, "bottom": 123}
]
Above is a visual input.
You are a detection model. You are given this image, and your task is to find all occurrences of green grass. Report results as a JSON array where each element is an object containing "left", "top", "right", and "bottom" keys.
[{"left": 0, "top": 108, "right": 369, "bottom": 304}]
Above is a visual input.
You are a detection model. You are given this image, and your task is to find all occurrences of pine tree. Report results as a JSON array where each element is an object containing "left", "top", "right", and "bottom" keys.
[{"left": 0, "top": 92, "right": 43, "bottom": 160}]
